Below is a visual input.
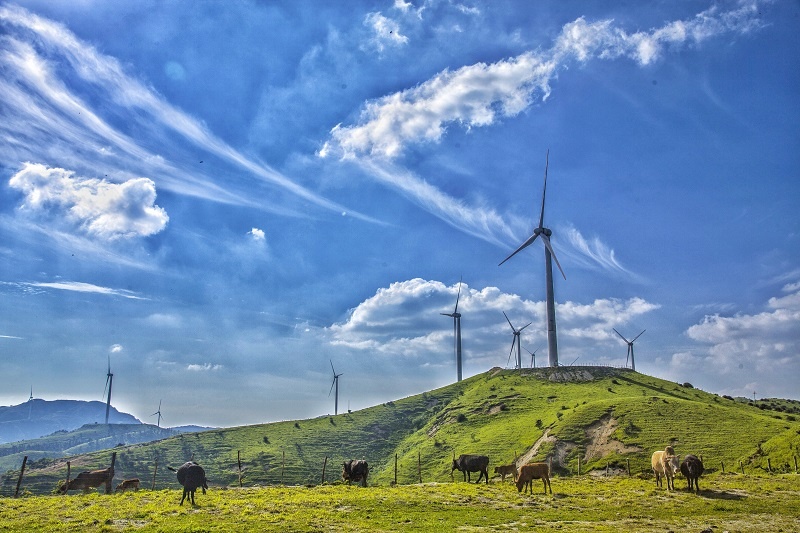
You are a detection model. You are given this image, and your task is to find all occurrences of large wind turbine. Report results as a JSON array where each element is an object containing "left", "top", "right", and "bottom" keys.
[
  {"left": 441, "top": 278, "right": 463, "bottom": 382},
  {"left": 503, "top": 311, "right": 532, "bottom": 370},
  {"left": 151, "top": 400, "right": 164, "bottom": 428},
  {"left": 499, "top": 150, "right": 566, "bottom": 368},
  {"left": 613, "top": 328, "right": 645, "bottom": 371},
  {"left": 329, "top": 360, "right": 343, "bottom": 415},
  {"left": 102, "top": 355, "right": 113, "bottom": 424}
]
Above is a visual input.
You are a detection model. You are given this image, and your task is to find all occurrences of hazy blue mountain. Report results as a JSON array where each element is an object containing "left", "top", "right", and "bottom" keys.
[{"left": 0, "top": 399, "right": 140, "bottom": 444}]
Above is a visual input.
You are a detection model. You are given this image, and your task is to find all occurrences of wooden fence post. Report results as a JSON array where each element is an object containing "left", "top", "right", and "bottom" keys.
[
  {"left": 281, "top": 450, "right": 285, "bottom": 485},
  {"left": 606, "top": 462, "right": 609, "bottom": 476},
  {"left": 721, "top": 461, "right": 725, "bottom": 474},
  {"left": 394, "top": 454, "right": 398, "bottom": 485},
  {"left": 740, "top": 461, "right": 745, "bottom": 475},
  {"left": 794, "top": 456, "right": 798, "bottom": 474},
  {"left": 626, "top": 459, "right": 631, "bottom": 477},
  {"left": 577, "top": 456, "right": 581, "bottom": 476},
  {"left": 14, "top": 456, "right": 27, "bottom": 498},
  {"left": 418, "top": 451, "right": 422, "bottom": 483},
  {"left": 106, "top": 452, "right": 117, "bottom": 494},
  {"left": 65, "top": 461, "right": 71, "bottom": 495},
  {"left": 767, "top": 458, "right": 772, "bottom": 474},
  {"left": 238, "top": 451, "right": 243, "bottom": 487},
  {"left": 151, "top": 458, "right": 158, "bottom": 491},
  {"left": 322, "top": 456, "right": 328, "bottom": 484}
]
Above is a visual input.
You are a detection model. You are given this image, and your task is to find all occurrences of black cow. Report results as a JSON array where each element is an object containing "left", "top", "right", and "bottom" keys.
[
  {"left": 451, "top": 454, "right": 489, "bottom": 484},
  {"left": 168, "top": 461, "right": 208, "bottom": 505},
  {"left": 342, "top": 459, "right": 369, "bottom": 487},
  {"left": 680, "top": 454, "right": 704, "bottom": 493}
]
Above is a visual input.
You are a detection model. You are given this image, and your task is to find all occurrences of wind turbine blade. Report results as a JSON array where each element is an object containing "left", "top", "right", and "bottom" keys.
[
  {"left": 613, "top": 328, "right": 630, "bottom": 343},
  {"left": 329, "top": 378, "right": 336, "bottom": 397},
  {"left": 330, "top": 359, "right": 336, "bottom": 376},
  {"left": 454, "top": 277, "right": 462, "bottom": 314},
  {"left": 539, "top": 149, "right": 549, "bottom": 230},
  {"left": 631, "top": 329, "right": 646, "bottom": 343},
  {"left": 503, "top": 311, "right": 514, "bottom": 331},
  {"left": 441, "top": 312, "right": 454, "bottom": 317},
  {"left": 519, "top": 321, "right": 533, "bottom": 332},
  {"left": 499, "top": 233, "right": 539, "bottom": 266},
  {"left": 506, "top": 340, "right": 515, "bottom": 368},
  {"left": 541, "top": 234, "right": 566, "bottom": 280}
]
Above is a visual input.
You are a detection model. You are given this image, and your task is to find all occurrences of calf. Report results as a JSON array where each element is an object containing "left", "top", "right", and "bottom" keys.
[
  {"left": 652, "top": 448, "right": 680, "bottom": 490},
  {"left": 342, "top": 459, "right": 369, "bottom": 487},
  {"left": 494, "top": 463, "right": 518, "bottom": 482},
  {"left": 451, "top": 454, "right": 489, "bottom": 484},
  {"left": 58, "top": 468, "right": 113, "bottom": 494},
  {"left": 515, "top": 462, "right": 552, "bottom": 495},
  {"left": 115, "top": 478, "right": 140, "bottom": 493},
  {"left": 680, "top": 455, "right": 704, "bottom": 493},
  {"left": 168, "top": 462, "right": 208, "bottom": 505}
]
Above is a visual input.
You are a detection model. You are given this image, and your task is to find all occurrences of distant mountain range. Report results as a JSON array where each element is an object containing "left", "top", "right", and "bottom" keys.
[{"left": 0, "top": 399, "right": 142, "bottom": 444}]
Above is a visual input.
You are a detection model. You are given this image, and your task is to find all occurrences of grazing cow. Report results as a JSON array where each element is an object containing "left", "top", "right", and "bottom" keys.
[
  {"left": 341, "top": 460, "right": 369, "bottom": 487},
  {"left": 680, "top": 455, "right": 705, "bottom": 493},
  {"left": 451, "top": 454, "right": 489, "bottom": 484},
  {"left": 652, "top": 448, "right": 680, "bottom": 490},
  {"left": 115, "top": 478, "right": 140, "bottom": 493},
  {"left": 167, "top": 462, "right": 208, "bottom": 505},
  {"left": 58, "top": 467, "right": 113, "bottom": 494},
  {"left": 515, "top": 463, "right": 552, "bottom": 495},
  {"left": 493, "top": 463, "right": 518, "bottom": 482}
]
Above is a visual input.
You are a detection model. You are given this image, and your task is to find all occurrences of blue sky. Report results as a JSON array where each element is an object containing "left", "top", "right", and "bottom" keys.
[{"left": 0, "top": 0, "right": 797, "bottom": 428}]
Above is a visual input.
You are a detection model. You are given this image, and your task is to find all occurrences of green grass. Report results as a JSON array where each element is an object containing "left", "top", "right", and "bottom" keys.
[
  {"left": 2, "top": 473, "right": 798, "bottom": 532},
  {"left": 4, "top": 367, "right": 799, "bottom": 497}
]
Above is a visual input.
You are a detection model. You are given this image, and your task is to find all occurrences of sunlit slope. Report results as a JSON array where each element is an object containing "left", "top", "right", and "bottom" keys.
[{"left": 5, "top": 367, "right": 799, "bottom": 495}]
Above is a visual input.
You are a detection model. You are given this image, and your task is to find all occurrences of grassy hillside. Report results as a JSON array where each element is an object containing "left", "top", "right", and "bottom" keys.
[{"left": 3, "top": 367, "right": 799, "bottom": 496}]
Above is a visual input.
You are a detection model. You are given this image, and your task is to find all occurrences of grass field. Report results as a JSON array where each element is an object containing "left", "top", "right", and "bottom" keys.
[{"left": 2, "top": 473, "right": 798, "bottom": 532}]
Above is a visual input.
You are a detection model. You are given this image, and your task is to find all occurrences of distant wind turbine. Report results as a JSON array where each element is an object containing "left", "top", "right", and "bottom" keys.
[
  {"left": 151, "top": 400, "right": 164, "bottom": 428},
  {"left": 102, "top": 354, "right": 113, "bottom": 424},
  {"left": 499, "top": 149, "right": 566, "bottom": 368},
  {"left": 441, "top": 277, "right": 464, "bottom": 382},
  {"left": 613, "top": 328, "right": 645, "bottom": 371},
  {"left": 503, "top": 311, "right": 532, "bottom": 371},
  {"left": 329, "top": 360, "right": 343, "bottom": 416},
  {"left": 525, "top": 347, "right": 542, "bottom": 369},
  {"left": 27, "top": 386, "right": 33, "bottom": 420}
]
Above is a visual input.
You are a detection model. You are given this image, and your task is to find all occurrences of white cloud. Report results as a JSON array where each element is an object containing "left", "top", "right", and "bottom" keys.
[
  {"left": 322, "top": 2, "right": 763, "bottom": 160},
  {"left": 328, "top": 278, "right": 659, "bottom": 363},
  {"left": 19, "top": 280, "right": 145, "bottom": 300},
  {"left": 669, "top": 286, "right": 800, "bottom": 398},
  {"left": 187, "top": 363, "right": 223, "bottom": 372},
  {"left": 363, "top": 12, "right": 409, "bottom": 53},
  {"left": 110, "top": 344, "right": 123, "bottom": 353},
  {"left": 249, "top": 227, "right": 266, "bottom": 242},
  {"left": 9, "top": 163, "right": 168, "bottom": 240}
]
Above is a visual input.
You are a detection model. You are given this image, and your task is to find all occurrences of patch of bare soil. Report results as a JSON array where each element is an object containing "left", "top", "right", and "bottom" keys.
[
  {"left": 517, "top": 428, "right": 555, "bottom": 466},
  {"left": 584, "top": 414, "right": 641, "bottom": 461},
  {"left": 547, "top": 369, "right": 596, "bottom": 382}
]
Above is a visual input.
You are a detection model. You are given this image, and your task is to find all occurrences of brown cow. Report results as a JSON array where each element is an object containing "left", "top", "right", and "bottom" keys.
[
  {"left": 493, "top": 463, "right": 518, "bottom": 482},
  {"left": 58, "top": 468, "right": 113, "bottom": 494},
  {"left": 115, "top": 478, "right": 140, "bottom": 493},
  {"left": 515, "top": 463, "right": 552, "bottom": 494},
  {"left": 652, "top": 448, "right": 680, "bottom": 490}
]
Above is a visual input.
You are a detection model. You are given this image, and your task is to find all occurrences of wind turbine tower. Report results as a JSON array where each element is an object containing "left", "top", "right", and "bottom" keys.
[
  {"left": 500, "top": 150, "right": 566, "bottom": 368},
  {"left": 503, "top": 311, "right": 531, "bottom": 370},
  {"left": 103, "top": 355, "right": 113, "bottom": 424},
  {"left": 329, "top": 360, "right": 343, "bottom": 416},
  {"left": 613, "top": 328, "right": 645, "bottom": 371},
  {"left": 525, "top": 347, "right": 541, "bottom": 369},
  {"left": 441, "top": 278, "right": 464, "bottom": 382}
]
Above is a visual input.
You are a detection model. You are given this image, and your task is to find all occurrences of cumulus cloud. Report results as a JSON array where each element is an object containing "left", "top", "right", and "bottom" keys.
[
  {"left": 249, "top": 227, "right": 266, "bottom": 242},
  {"left": 110, "top": 344, "right": 123, "bottom": 353},
  {"left": 9, "top": 163, "right": 168, "bottom": 240},
  {"left": 322, "top": 2, "right": 762, "bottom": 160},
  {"left": 671, "top": 283, "right": 800, "bottom": 398},
  {"left": 328, "top": 278, "right": 659, "bottom": 365}
]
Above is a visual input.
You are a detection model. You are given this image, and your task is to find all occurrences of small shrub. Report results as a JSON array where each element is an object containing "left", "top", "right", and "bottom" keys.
[
  {"left": 263, "top": 436, "right": 270, "bottom": 444},
  {"left": 456, "top": 413, "right": 467, "bottom": 423},
  {"left": 535, "top": 419, "right": 543, "bottom": 429},
  {"left": 682, "top": 382, "right": 694, "bottom": 388},
  {"left": 294, "top": 422, "right": 300, "bottom": 429}
]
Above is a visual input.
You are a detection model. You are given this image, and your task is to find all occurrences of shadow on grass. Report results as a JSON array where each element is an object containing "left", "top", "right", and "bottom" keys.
[{"left": 697, "top": 489, "right": 745, "bottom": 501}]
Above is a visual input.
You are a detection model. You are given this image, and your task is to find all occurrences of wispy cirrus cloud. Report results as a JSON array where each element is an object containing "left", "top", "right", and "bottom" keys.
[
  {"left": 0, "top": 4, "right": 373, "bottom": 221},
  {"left": 320, "top": 2, "right": 763, "bottom": 277},
  {"left": 13, "top": 281, "right": 145, "bottom": 300}
]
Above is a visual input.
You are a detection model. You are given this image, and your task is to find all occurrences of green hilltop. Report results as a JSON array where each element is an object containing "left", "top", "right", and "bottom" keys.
[{"left": 4, "top": 367, "right": 799, "bottom": 495}]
